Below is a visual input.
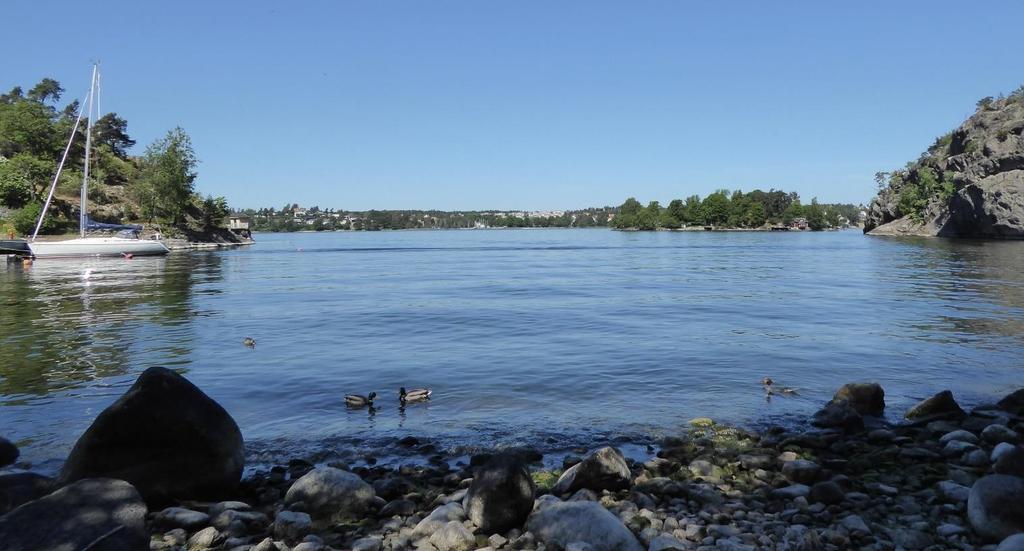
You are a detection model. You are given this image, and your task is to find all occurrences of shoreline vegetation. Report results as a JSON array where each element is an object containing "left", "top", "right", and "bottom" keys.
[
  {"left": 2, "top": 369, "right": 1023, "bottom": 550},
  {"left": 0, "top": 77, "right": 249, "bottom": 248}
]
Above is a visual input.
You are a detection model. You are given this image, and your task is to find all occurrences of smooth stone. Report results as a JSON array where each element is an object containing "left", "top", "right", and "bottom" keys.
[
  {"left": 992, "top": 442, "right": 1018, "bottom": 463},
  {"left": 208, "top": 500, "right": 252, "bottom": 518},
  {"left": 0, "top": 478, "right": 148, "bottom": 551},
  {"left": 983, "top": 425, "right": 1022, "bottom": 445},
  {"left": 428, "top": 520, "right": 476, "bottom": 551},
  {"left": 0, "top": 472, "right": 55, "bottom": 515},
  {"left": 937, "top": 523, "right": 967, "bottom": 537},
  {"left": 935, "top": 481, "right": 971, "bottom": 503},
  {"left": 526, "top": 500, "right": 644, "bottom": 551},
  {"left": 942, "top": 440, "right": 979, "bottom": 457},
  {"left": 993, "top": 445, "right": 1024, "bottom": 477},
  {"left": 156, "top": 506, "right": 210, "bottom": 530},
  {"left": 380, "top": 498, "right": 417, "bottom": 517},
  {"left": 273, "top": 510, "right": 312, "bottom": 543},
  {"left": 905, "top": 390, "right": 966, "bottom": 421},
  {"left": 997, "top": 389, "right": 1024, "bottom": 416},
  {"left": 939, "top": 430, "right": 979, "bottom": 445},
  {"left": 465, "top": 454, "right": 535, "bottom": 534},
  {"left": 890, "top": 528, "right": 933, "bottom": 549},
  {"left": 648, "top": 534, "right": 688, "bottom": 551},
  {"left": 411, "top": 502, "right": 466, "bottom": 539},
  {"left": 188, "top": 526, "right": 223, "bottom": 550},
  {"left": 841, "top": 514, "right": 871, "bottom": 535},
  {"left": 781, "top": 460, "right": 821, "bottom": 484},
  {"left": 284, "top": 467, "right": 376, "bottom": 521},
  {"left": 351, "top": 536, "right": 383, "bottom": 551},
  {"left": 962, "top": 449, "right": 991, "bottom": 467},
  {"left": 968, "top": 474, "right": 1024, "bottom": 541},
  {"left": 998, "top": 534, "right": 1024, "bottom": 551},
  {"left": 59, "top": 366, "right": 245, "bottom": 504},
  {"left": 812, "top": 400, "right": 864, "bottom": 432},
  {"left": 770, "top": 484, "right": 810, "bottom": 500},
  {"left": 832, "top": 382, "right": 885, "bottom": 415},
  {"left": 551, "top": 447, "right": 631, "bottom": 495},
  {"left": 808, "top": 481, "right": 844, "bottom": 505}
]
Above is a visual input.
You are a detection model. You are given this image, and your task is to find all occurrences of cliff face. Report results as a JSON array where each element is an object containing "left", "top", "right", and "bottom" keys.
[{"left": 865, "top": 91, "right": 1024, "bottom": 238}]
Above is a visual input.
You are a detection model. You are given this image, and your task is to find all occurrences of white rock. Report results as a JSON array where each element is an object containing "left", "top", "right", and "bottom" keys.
[
  {"left": 411, "top": 502, "right": 466, "bottom": 539},
  {"left": 284, "top": 467, "right": 376, "bottom": 521},
  {"left": 427, "top": 520, "right": 476, "bottom": 551},
  {"left": 526, "top": 501, "right": 644, "bottom": 551}
]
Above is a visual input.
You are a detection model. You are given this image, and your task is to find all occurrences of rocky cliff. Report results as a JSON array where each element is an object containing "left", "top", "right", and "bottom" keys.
[{"left": 865, "top": 89, "right": 1024, "bottom": 238}]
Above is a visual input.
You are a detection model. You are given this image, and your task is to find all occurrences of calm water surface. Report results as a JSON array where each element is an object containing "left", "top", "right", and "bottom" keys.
[{"left": 2, "top": 229, "right": 1023, "bottom": 470}]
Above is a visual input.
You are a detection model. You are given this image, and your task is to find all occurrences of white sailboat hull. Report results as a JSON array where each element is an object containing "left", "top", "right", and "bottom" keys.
[{"left": 28, "top": 237, "right": 169, "bottom": 258}]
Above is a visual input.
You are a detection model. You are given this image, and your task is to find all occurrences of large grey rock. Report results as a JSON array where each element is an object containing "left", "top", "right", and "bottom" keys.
[
  {"left": 983, "top": 424, "right": 1022, "bottom": 445},
  {"left": 905, "top": 390, "right": 965, "bottom": 421},
  {"left": 0, "top": 438, "right": 17, "bottom": 467},
  {"left": 993, "top": 445, "right": 1024, "bottom": 478},
  {"left": 465, "top": 454, "right": 535, "bottom": 534},
  {"left": 648, "top": 534, "right": 688, "bottom": 551},
  {"left": 552, "top": 446, "right": 631, "bottom": 495},
  {"left": 998, "top": 389, "right": 1024, "bottom": 416},
  {"left": 60, "top": 366, "right": 244, "bottom": 504},
  {"left": 0, "top": 478, "right": 147, "bottom": 551},
  {"left": 0, "top": 472, "right": 55, "bottom": 514},
  {"left": 411, "top": 502, "right": 466, "bottom": 539},
  {"left": 428, "top": 520, "right": 476, "bottom": 551},
  {"left": 812, "top": 400, "right": 864, "bottom": 432},
  {"left": 968, "top": 474, "right": 1024, "bottom": 542},
  {"left": 832, "top": 383, "right": 885, "bottom": 416},
  {"left": 998, "top": 534, "right": 1024, "bottom": 551},
  {"left": 526, "top": 500, "right": 644, "bottom": 551},
  {"left": 285, "top": 467, "right": 376, "bottom": 522},
  {"left": 273, "top": 510, "right": 311, "bottom": 543}
]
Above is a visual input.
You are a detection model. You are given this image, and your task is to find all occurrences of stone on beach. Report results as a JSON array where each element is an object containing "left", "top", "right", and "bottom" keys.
[
  {"left": 284, "top": 467, "right": 377, "bottom": 522},
  {"left": 427, "top": 520, "right": 476, "bottom": 551},
  {"left": 464, "top": 454, "right": 535, "bottom": 534},
  {"left": 0, "top": 478, "right": 147, "bottom": 551},
  {"left": 59, "top": 366, "right": 245, "bottom": 504},
  {"left": 526, "top": 499, "right": 644, "bottom": 551},
  {"left": 996, "top": 389, "right": 1024, "bottom": 416},
  {"left": 0, "top": 472, "right": 54, "bottom": 515},
  {"left": 0, "top": 438, "right": 18, "bottom": 468},
  {"left": 905, "top": 390, "right": 966, "bottom": 421},
  {"left": 968, "top": 474, "right": 1024, "bottom": 541},
  {"left": 552, "top": 446, "right": 632, "bottom": 495},
  {"left": 812, "top": 400, "right": 864, "bottom": 432},
  {"left": 831, "top": 382, "right": 885, "bottom": 416}
]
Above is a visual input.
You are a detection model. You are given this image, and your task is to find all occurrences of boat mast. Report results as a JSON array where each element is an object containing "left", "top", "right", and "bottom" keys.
[{"left": 80, "top": 64, "right": 98, "bottom": 238}]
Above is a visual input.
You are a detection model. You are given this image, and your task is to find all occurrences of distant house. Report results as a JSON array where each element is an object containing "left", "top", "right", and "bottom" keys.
[
  {"left": 227, "top": 215, "right": 252, "bottom": 239},
  {"left": 791, "top": 217, "right": 808, "bottom": 230}
]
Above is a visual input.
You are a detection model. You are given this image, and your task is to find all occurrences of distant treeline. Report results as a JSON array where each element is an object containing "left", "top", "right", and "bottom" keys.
[
  {"left": 613, "top": 190, "right": 864, "bottom": 231},
  {"left": 242, "top": 205, "right": 617, "bottom": 231}
]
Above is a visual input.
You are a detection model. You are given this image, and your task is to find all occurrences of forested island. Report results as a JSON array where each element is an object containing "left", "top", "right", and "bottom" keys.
[
  {"left": 612, "top": 191, "right": 863, "bottom": 231},
  {"left": 0, "top": 77, "right": 236, "bottom": 242}
]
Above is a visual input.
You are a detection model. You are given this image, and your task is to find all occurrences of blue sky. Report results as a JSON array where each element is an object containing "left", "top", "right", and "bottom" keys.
[{"left": 3, "top": 1, "right": 1023, "bottom": 210}]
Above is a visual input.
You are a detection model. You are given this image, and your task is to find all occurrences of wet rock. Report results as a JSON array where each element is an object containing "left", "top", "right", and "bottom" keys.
[
  {"left": 284, "top": 467, "right": 376, "bottom": 522},
  {"left": 60, "top": 366, "right": 245, "bottom": 503},
  {"left": 841, "top": 514, "right": 871, "bottom": 535},
  {"left": 997, "top": 389, "right": 1024, "bottom": 416},
  {"left": 998, "top": 534, "right": 1024, "bottom": 551},
  {"left": 0, "top": 478, "right": 147, "bottom": 551},
  {"left": 781, "top": 460, "right": 821, "bottom": 484},
  {"left": 428, "top": 520, "right": 476, "bottom": 551},
  {"left": 770, "top": 484, "right": 810, "bottom": 500},
  {"left": 156, "top": 506, "right": 210, "bottom": 530},
  {"left": 273, "top": 510, "right": 312, "bottom": 543},
  {"left": 465, "top": 454, "right": 535, "bottom": 534},
  {"left": 0, "top": 438, "right": 17, "bottom": 468},
  {"left": 968, "top": 474, "right": 1024, "bottom": 541},
  {"left": 943, "top": 439, "right": 980, "bottom": 457},
  {"left": 808, "top": 481, "right": 844, "bottom": 505},
  {"left": 552, "top": 446, "right": 631, "bottom": 495},
  {"left": 832, "top": 382, "right": 885, "bottom": 416},
  {"left": 983, "top": 424, "right": 1022, "bottom": 445},
  {"left": 526, "top": 500, "right": 644, "bottom": 551},
  {"left": 962, "top": 449, "right": 990, "bottom": 467},
  {"left": 0, "top": 472, "right": 55, "bottom": 514},
  {"left": 812, "top": 400, "right": 864, "bottom": 432},
  {"left": 905, "top": 390, "right": 965, "bottom": 421},
  {"left": 412, "top": 502, "right": 466, "bottom": 539},
  {"left": 993, "top": 445, "right": 1024, "bottom": 477},
  {"left": 939, "top": 430, "right": 979, "bottom": 445},
  {"left": 188, "top": 526, "right": 223, "bottom": 550}
]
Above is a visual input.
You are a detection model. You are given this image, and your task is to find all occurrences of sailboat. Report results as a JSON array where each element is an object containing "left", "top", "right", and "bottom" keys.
[{"left": 27, "top": 65, "right": 169, "bottom": 259}]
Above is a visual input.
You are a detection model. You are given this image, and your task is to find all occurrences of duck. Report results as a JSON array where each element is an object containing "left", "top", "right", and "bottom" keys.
[
  {"left": 399, "top": 387, "right": 431, "bottom": 404},
  {"left": 346, "top": 392, "right": 377, "bottom": 408},
  {"left": 243, "top": 337, "right": 256, "bottom": 348},
  {"left": 763, "top": 377, "right": 799, "bottom": 396}
]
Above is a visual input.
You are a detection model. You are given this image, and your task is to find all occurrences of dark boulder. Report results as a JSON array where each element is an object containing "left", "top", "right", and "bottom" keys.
[
  {"left": 808, "top": 481, "right": 845, "bottom": 505},
  {"left": 997, "top": 389, "right": 1024, "bottom": 416},
  {"left": 812, "top": 400, "right": 864, "bottom": 432},
  {"left": 465, "top": 454, "right": 535, "bottom": 534},
  {"left": 0, "top": 473, "right": 55, "bottom": 515},
  {"left": 969, "top": 475, "right": 1024, "bottom": 542},
  {"left": 993, "top": 445, "right": 1024, "bottom": 478},
  {"left": 0, "top": 438, "right": 17, "bottom": 468},
  {"left": 905, "top": 390, "right": 966, "bottom": 422},
  {"left": 551, "top": 446, "right": 632, "bottom": 495},
  {"left": 832, "top": 383, "right": 885, "bottom": 416},
  {"left": 0, "top": 478, "right": 147, "bottom": 551},
  {"left": 60, "top": 366, "right": 245, "bottom": 504}
]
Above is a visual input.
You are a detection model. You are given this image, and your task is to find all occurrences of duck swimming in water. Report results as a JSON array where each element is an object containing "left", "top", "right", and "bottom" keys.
[
  {"left": 243, "top": 337, "right": 256, "bottom": 348},
  {"left": 346, "top": 392, "right": 377, "bottom": 408},
  {"left": 763, "top": 377, "right": 798, "bottom": 396},
  {"left": 399, "top": 387, "right": 431, "bottom": 404}
]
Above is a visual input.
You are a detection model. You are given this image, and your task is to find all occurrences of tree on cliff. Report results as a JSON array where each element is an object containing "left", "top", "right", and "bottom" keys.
[{"left": 132, "top": 127, "right": 197, "bottom": 225}]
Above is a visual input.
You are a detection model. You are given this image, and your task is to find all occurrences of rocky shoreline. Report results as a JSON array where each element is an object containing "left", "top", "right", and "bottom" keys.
[{"left": 2, "top": 370, "right": 1024, "bottom": 551}]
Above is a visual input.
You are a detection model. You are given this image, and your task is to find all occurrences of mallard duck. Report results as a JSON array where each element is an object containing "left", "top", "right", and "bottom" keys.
[
  {"left": 762, "top": 377, "right": 774, "bottom": 386},
  {"left": 400, "top": 387, "right": 431, "bottom": 404},
  {"left": 346, "top": 392, "right": 376, "bottom": 408},
  {"left": 243, "top": 337, "right": 256, "bottom": 348}
]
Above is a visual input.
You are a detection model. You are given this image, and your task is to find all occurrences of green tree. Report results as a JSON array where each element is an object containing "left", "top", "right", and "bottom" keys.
[
  {"left": 806, "top": 198, "right": 826, "bottom": 230},
  {"left": 27, "top": 78, "right": 64, "bottom": 104},
  {"left": 613, "top": 197, "right": 643, "bottom": 228},
  {"left": 133, "top": 127, "right": 197, "bottom": 224},
  {"left": 700, "top": 191, "right": 730, "bottom": 226},
  {"left": 745, "top": 202, "right": 767, "bottom": 227},
  {"left": 93, "top": 113, "right": 135, "bottom": 158}
]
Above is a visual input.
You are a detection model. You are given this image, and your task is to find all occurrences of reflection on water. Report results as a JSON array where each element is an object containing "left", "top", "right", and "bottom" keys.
[{"left": 2, "top": 231, "right": 1023, "bottom": 470}]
